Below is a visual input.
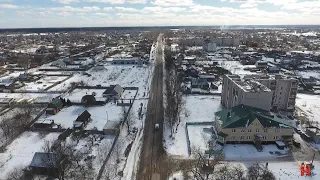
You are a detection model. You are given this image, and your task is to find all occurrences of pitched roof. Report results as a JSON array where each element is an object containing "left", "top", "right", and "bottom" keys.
[
  {"left": 215, "top": 105, "right": 294, "bottom": 129},
  {"left": 103, "top": 84, "right": 123, "bottom": 95},
  {"left": 76, "top": 110, "right": 91, "bottom": 122},
  {"left": 29, "top": 152, "right": 59, "bottom": 168}
]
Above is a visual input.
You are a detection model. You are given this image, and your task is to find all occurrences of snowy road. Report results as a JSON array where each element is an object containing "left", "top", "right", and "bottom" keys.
[{"left": 137, "top": 34, "right": 165, "bottom": 180}]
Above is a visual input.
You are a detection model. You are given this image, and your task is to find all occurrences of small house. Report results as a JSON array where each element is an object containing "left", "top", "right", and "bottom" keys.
[
  {"left": 29, "top": 152, "right": 59, "bottom": 177},
  {"left": 33, "top": 119, "right": 55, "bottom": 129},
  {"left": 306, "top": 127, "right": 320, "bottom": 144},
  {"left": 191, "top": 78, "right": 209, "bottom": 90},
  {"left": 103, "top": 121, "right": 121, "bottom": 135},
  {"left": 46, "top": 98, "right": 63, "bottom": 115},
  {"left": 103, "top": 84, "right": 124, "bottom": 101},
  {"left": 73, "top": 110, "right": 91, "bottom": 129}
]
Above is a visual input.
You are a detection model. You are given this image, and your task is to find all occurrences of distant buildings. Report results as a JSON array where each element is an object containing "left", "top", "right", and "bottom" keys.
[
  {"left": 221, "top": 74, "right": 298, "bottom": 112},
  {"left": 111, "top": 57, "right": 145, "bottom": 66},
  {"left": 215, "top": 37, "right": 240, "bottom": 47},
  {"left": 203, "top": 40, "right": 217, "bottom": 52}
]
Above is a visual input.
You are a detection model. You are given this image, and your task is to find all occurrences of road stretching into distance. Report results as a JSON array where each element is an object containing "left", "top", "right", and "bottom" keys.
[{"left": 137, "top": 34, "right": 165, "bottom": 180}]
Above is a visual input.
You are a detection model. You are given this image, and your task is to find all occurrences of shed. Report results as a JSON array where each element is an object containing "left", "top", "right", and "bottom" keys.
[
  {"left": 73, "top": 110, "right": 91, "bottom": 129},
  {"left": 103, "top": 121, "right": 121, "bottom": 135},
  {"left": 29, "top": 152, "right": 59, "bottom": 177}
]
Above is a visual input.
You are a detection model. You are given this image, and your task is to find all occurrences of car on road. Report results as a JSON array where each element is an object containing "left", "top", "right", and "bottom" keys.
[{"left": 154, "top": 123, "right": 159, "bottom": 131}]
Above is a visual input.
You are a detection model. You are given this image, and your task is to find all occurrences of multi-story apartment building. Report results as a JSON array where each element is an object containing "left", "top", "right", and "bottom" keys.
[
  {"left": 221, "top": 75, "right": 273, "bottom": 111},
  {"left": 244, "top": 74, "right": 298, "bottom": 112}
]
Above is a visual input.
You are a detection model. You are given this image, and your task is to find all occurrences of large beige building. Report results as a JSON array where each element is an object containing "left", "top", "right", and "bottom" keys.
[
  {"left": 221, "top": 75, "right": 273, "bottom": 111},
  {"left": 244, "top": 74, "right": 298, "bottom": 112},
  {"left": 215, "top": 105, "right": 294, "bottom": 148}
]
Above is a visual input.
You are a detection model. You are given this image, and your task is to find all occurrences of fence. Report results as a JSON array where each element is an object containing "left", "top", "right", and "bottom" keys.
[
  {"left": 96, "top": 87, "right": 137, "bottom": 180},
  {"left": 185, "top": 121, "right": 216, "bottom": 157}
]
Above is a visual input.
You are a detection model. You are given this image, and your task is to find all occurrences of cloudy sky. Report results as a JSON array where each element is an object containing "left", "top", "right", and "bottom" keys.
[{"left": 0, "top": 0, "right": 319, "bottom": 28}]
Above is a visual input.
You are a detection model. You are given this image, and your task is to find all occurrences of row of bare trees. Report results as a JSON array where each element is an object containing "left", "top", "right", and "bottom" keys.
[
  {"left": 180, "top": 149, "right": 276, "bottom": 180},
  {"left": 164, "top": 47, "right": 184, "bottom": 137}
]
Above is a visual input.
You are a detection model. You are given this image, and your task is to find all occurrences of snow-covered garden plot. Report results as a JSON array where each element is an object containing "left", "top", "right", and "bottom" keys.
[
  {"left": 63, "top": 88, "right": 107, "bottom": 102},
  {"left": 295, "top": 94, "right": 320, "bottom": 124},
  {"left": 184, "top": 95, "right": 222, "bottom": 122},
  {"left": 19, "top": 76, "right": 69, "bottom": 91},
  {"left": 39, "top": 104, "right": 122, "bottom": 131},
  {"left": 65, "top": 134, "right": 116, "bottom": 178},
  {"left": 0, "top": 92, "right": 60, "bottom": 101},
  {"left": 0, "top": 132, "right": 60, "bottom": 179},
  {"left": 48, "top": 65, "right": 152, "bottom": 96},
  {"left": 223, "top": 144, "right": 290, "bottom": 160},
  {"left": 121, "top": 89, "right": 137, "bottom": 99},
  {"left": 164, "top": 95, "right": 222, "bottom": 157}
]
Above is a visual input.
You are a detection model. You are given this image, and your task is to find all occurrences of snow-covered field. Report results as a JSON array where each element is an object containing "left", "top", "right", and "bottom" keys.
[
  {"left": 49, "top": 64, "right": 151, "bottom": 93},
  {"left": 0, "top": 132, "right": 60, "bottom": 179},
  {"left": 19, "top": 76, "right": 69, "bottom": 91},
  {"left": 296, "top": 93, "right": 320, "bottom": 124},
  {"left": 39, "top": 104, "right": 122, "bottom": 131},
  {"left": 63, "top": 88, "right": 107, "bottom": 102},
  {"left": 164, "top": 95, "right": 221, "bottom": 157}
]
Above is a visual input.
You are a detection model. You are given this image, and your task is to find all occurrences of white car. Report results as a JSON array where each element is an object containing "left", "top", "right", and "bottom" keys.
[{"left": 154, "top": 123, "right": 160, "bottom": 130}]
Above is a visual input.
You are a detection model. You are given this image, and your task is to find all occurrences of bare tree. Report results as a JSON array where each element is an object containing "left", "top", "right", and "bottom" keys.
[
  {"left": 120, "top": 107, "right": 135, "bottom": 135},
  {"left": 247, "top": 164, "right": 276, "bottom": 180},
  {"left": 41, "top": 140, "right": 92, "bottom": 180},
  {"left": 164, "top": 66, "right": 184, "bottom": 137},
  {"left": 6, "top": 166, "right": 24, "bottom": 180}
]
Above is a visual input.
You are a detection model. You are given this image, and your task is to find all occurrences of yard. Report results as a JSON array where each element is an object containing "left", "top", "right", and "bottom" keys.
[
  {"left": 39, "top": 104, "right": 122, "bottom": 131},
  {"left": 0, "top": 132, "right": 60, "bottom": 179},
  {"left": 19, "top": 76, "right": 69, "bottom": 91},
  {"left": 63, "top": 88, "right": 107, "bottom": 102},
  {"left": 164, "top": 95, "right": 221, "bottom": 157}
]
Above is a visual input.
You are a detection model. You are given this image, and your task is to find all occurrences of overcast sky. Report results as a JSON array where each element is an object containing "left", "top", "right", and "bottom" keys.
[{"left": 0, "top": 0, "right": 319, "bottom": 28}]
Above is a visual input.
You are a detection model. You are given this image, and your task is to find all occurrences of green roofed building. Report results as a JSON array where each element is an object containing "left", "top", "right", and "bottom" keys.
[{"left": 214, "top": 105, "right": 295, "bottom": 148}]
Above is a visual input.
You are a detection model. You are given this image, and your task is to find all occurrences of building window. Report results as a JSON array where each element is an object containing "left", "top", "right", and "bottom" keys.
[
  {"left": 241, "top": 128, "right": 245, "bottom": 132},
  {"left": 264, "top": 129, "right": 268, "bottom": 133},
  {"left": 256, "top": 129, "right": 260, "bottom": 132},
  {"left": 232, "top": 129, "right": 236, "bottom": 132},
  {"left": 247, "top": 136, "right": 251, "bottom": 140},
  {"left": 248, "top": 129, "right": 252, "bottom": 132},
  {"left": 231, "top": 136, "right": 235, "bottom": 140},
  {"left": 274, "top": 136, "right": 278, "bottom": 140},
  {"left": 240, "top": 136, "right": 244, "bottom": 139}
]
